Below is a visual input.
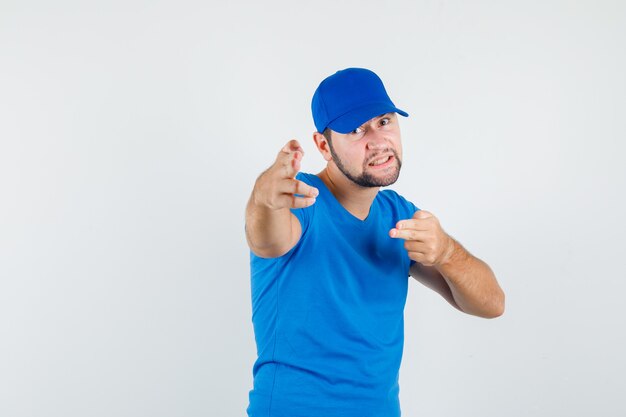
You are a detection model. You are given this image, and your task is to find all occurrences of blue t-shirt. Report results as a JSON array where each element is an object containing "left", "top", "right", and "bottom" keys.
[{"left": 247, "top": 172, "right": 419, "bottom": 417}]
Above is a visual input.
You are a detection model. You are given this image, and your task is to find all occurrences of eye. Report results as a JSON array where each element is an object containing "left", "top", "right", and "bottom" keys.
[
  {"left": 380, "top": 117, "right": 390, "bottom": 126},
  {"left": 350, "top": 126, "right": 364, "bottom": 135}
]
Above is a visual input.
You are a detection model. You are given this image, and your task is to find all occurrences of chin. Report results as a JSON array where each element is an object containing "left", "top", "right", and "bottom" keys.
[
  {"left": 354, "top": 166, "right": 401, "bottom": 188},
  {"left": 378, "top": 173, "right": 401, "bottom": 187}
]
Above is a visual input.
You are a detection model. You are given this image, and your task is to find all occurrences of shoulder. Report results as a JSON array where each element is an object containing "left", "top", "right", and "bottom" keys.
[
  {"left": 378, "top": 188, "right": 419, "bottom": 210},
  {"left": 377, "top": 188, "right": 420, "bottom": 217},
  {"left": 295, "top": 171, "right": 316, "bottom": 184}
]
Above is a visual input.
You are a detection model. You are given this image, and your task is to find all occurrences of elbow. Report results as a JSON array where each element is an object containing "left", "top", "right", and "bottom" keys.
[
  {"left": 464, "top": 289, "right": 505, "bottom": 319},
  {"left": 245, "top": 226, "right": 289, "bottom": 258},
  {"left": 247, "top": 241, "right": 291, "bottom": 259},
  {"left": 247, "top": 237, "right": 293, "bottom": 259},
  {"left": 485, "top": 303, "right": 505, "bottom": 319},
  {"left": 483, "top": 290, "right": 506, "bottom": 319}
]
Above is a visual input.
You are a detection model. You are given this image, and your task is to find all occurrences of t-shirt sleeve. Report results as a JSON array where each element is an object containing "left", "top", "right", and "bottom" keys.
[
  {"left": 396, "top": 193, "right": 420, "bottom": 220},
  {"left": 248, "top": 173, "right": 315, "bottom": 261},
  {"left": 407, "top": 200, "right": 420, "bottom": 217},
  {"left": 405, "top": 200, "right": 420, "bottom": 268},
  {"left": 389, "top": 191, "right": 420, "bottom": 268}
]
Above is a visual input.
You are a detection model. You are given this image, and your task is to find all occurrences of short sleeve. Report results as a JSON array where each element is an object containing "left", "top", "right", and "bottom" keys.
[
  {"left": 381, "top": 190, "right": 420, "bottom": 269},
  {"left": 404, "top": 199, "right": 420, "bottom": 268}
]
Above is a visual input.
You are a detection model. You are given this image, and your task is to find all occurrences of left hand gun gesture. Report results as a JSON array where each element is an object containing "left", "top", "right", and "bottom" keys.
[{"left": 389, "top": 210, "right": 454, "bottom": 267}]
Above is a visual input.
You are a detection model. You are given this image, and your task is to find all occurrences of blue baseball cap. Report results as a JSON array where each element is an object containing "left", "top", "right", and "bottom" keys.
[{"left": 311, "top": 68, "right": 409, "bottom": 134}]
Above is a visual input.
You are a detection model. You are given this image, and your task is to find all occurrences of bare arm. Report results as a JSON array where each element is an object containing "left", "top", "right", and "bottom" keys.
[
  {"left": 245, "top": 140, "right": 319, "bottom": 258},
  {"left": 409, "top": 262, "right": 463, "bottom": 312},
  {"left": 391, "top": 210, "right": 505, "bottom": 318}
]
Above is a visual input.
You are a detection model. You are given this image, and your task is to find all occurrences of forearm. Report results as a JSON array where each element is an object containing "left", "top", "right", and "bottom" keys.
[
  {"left": 245, "top": 194, "right": 296, "bottom": 258},
  {"left": 435, "top": 237, "right": 505, "bottom": 318},
  {"left": 244, "top": 140, "right": 317, "bottom": 258}
]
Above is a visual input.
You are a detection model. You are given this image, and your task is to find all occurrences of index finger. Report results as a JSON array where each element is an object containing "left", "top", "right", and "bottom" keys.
[
  {"left": 276, "top": 140, "right": 304, "bottom": 175},
  {"left": 389, "top": 228, "right": 427, "bottom": 241},
  {"left": 394, "top": 218, "right": 431, "bottom": 231},
  {"left": 281, "top": 178, "right": 319, "bottom": 198},
  {"left": 281, "top": 139, "right": 304, "bottom": 155}
]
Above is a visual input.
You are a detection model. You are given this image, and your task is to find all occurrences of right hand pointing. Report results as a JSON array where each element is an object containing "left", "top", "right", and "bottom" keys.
[{"left": 252, "top": 139, "right": 319, "bottom": 210}]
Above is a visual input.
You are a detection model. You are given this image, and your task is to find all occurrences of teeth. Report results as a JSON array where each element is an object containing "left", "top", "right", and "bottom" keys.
[{"left": 371, "top": 156, "right": 390, "bottom": 166}]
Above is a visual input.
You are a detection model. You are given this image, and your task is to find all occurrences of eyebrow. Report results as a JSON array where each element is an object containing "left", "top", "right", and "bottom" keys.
[
  {"left": 370, "top": 113, "right": 393, "bottom": 124},
  {"left": 372, "top": 113, "right": 392, "bottom": 123},
  {"left": 352, "top": 113, "right": 394, "bottom": 132}
]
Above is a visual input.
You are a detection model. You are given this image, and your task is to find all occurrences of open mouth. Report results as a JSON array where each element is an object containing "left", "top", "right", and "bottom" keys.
[{"left": 368, "top": 155, "right": 393, "bottom": 167}]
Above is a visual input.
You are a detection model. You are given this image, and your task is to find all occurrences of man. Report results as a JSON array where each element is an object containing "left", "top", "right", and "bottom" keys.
[{"left": 245, "top": 68, "right": 505, "bottom": 417}]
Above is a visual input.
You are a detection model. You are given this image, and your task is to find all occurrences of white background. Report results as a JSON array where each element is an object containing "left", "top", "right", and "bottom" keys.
[{"left": 1, "top": 1, "right": 625, "bottom": 416}]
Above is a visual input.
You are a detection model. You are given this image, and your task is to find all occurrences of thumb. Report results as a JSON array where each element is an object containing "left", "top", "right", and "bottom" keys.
[{"left": 413, "top": 209, "right": 432, "bottom": 219}]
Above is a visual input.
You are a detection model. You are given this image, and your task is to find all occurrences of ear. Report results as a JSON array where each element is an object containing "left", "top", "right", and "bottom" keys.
[{"left": 313, "top": 132, "right": 333, "bottom": 162}]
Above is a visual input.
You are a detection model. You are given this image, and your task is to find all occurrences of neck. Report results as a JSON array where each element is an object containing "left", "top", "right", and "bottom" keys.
[{"left": 317, "top": 165, "right": 379, "bottom": 220}]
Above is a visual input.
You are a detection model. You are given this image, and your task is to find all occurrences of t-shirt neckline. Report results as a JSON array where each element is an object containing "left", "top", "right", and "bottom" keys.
[{"left": 307, "top": 173, "right": 378, "bottom": 227}]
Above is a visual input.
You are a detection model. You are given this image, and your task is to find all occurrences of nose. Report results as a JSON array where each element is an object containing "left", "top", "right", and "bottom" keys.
[{"left": 366, "top": 130, "right": 388, "bottom": 150}]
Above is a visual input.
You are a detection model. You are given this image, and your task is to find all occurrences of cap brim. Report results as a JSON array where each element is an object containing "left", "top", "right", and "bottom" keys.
[{"left": 327, "top": 102, "right": 409, "bottom": 134}]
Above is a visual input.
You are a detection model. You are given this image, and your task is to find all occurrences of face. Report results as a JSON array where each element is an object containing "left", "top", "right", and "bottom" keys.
[{"left": 325, "top": 113, "right": 403, "bottom": 187}]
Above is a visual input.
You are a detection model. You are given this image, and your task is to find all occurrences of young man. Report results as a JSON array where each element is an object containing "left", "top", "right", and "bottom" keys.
[{"left": 245, "top": 68, "right": 505, "bottom": 417}]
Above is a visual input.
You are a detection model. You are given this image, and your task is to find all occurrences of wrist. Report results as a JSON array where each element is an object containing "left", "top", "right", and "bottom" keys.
[{"left": 436, "top": 235, "right": 456, "bottom": 268}]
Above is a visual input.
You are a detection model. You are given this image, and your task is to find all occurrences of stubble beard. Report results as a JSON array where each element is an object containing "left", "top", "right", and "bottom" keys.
[{"left": 327, "top": 141, "right": 402, "bottom": 188}]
